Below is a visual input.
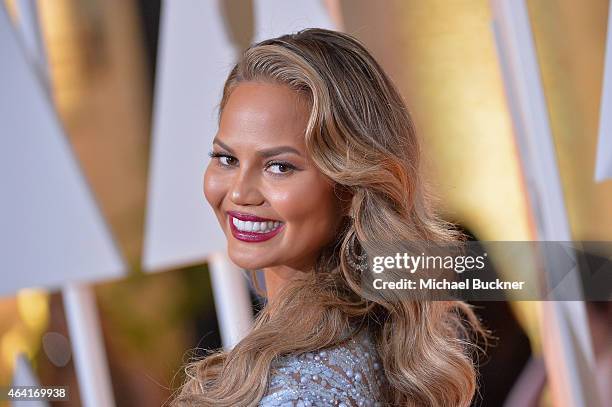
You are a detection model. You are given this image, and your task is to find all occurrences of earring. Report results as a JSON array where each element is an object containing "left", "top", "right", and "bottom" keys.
[{"left": 346, "top": 240, "right": 368, "bottom": 272}]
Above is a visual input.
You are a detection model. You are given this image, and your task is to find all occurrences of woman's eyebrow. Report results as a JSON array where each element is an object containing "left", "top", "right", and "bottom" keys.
[
  {"left": 212, "top": 138, "right": 235, "bottom": 154},
  {"left": 213, "top": 138, "right": 302, "bottom": 158},
  {"left": 258, "top": 146, "right": 302, "bottom": 158}
]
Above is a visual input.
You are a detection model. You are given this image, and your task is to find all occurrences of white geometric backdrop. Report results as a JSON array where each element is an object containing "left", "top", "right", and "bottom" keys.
[{"left": 0, "top": 5, "right": 125, "bottom": 297}]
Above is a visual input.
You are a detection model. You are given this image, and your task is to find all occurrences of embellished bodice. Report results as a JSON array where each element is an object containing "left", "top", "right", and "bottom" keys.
[{"left": 258, "top": 329, "right": 387, "bottom": 406}]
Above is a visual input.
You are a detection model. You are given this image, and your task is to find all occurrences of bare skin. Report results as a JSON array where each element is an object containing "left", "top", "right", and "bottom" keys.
[{"left": 204, "top": 82, "right": 345, "bottom": 301}]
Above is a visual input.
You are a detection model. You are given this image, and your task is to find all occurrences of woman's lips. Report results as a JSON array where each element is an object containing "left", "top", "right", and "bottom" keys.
[
  {"left": 227, "top": 210, "right": 277, "bottom": 222},
  {"left": 227, "top": 211, "right": 284, "bottom": 242}
]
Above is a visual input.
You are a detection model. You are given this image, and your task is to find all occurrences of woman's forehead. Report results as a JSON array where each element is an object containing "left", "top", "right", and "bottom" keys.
[{"left": 219, "top": 82, "right": 310, "bottom": 148}]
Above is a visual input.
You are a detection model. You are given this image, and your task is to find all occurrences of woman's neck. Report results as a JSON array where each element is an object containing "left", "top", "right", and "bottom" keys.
[{"left": 263, "top": 265, "right": 309, "bottom": 301}]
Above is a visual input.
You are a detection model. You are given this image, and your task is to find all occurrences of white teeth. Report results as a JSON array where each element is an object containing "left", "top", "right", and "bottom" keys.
[{"left": 231, "top": 216, "right": 282, "bottom": 233}]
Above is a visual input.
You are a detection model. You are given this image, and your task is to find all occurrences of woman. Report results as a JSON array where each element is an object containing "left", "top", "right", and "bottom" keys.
[{"left": 174, "top": 28, "right": 481, "bottom": 406}]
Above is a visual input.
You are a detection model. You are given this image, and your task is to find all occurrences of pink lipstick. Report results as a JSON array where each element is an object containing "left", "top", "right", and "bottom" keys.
[{"left": 227, "top": 211, "right": 284, "bottom": 242}]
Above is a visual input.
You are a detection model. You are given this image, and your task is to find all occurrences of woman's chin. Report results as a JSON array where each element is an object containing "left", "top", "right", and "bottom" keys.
[{"left": 227, "top": 251, "right": 272, "bottom": 271}]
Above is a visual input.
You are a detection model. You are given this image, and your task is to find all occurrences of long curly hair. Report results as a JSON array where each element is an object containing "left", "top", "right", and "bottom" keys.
[{"left": 174, "top": 28, "right": 483, "bottom": 407}]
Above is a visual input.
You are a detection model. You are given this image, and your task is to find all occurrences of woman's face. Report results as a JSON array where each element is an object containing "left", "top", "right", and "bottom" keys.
[{"left": 204, "top": 82, "right": 344, "bottom": 271}]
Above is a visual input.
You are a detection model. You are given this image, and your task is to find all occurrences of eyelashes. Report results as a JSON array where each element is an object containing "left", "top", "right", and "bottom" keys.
[
  {"left": 265, "top": 161, "right": 298, "bottom": 175},
  {"left": 209, "top": 151, "right": 237, "bottom": 166},
  {"left": 208, "top": 150, "right": 299, "bottom": 175}
]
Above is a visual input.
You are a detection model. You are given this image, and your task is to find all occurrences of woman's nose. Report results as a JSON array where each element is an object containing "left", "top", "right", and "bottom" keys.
[{"left": 229, "top": 170, "right": 265, "bottom": 206}]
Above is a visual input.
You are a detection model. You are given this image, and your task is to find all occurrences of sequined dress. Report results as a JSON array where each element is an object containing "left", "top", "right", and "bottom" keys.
[{"left": 258, "top": 329, "right": 387, "bottom": 406}]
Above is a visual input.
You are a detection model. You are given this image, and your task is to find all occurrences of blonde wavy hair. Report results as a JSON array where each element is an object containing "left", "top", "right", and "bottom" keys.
[{"left": 174, "top": 28, "right": 483, "bottom": 407}]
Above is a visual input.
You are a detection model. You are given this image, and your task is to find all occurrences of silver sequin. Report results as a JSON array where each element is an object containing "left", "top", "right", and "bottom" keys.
[{"left": 258, "top": 329, "right": 386, "bottom": 406}]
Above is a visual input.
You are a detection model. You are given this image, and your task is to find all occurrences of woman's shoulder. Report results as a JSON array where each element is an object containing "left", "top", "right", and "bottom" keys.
[{"left": 259, "top": 329, "right": 386, "bottom": 407}]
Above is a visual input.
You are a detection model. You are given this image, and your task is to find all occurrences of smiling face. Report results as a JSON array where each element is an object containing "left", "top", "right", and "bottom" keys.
[{"left": 204, "top": 82, "right": 345, "bottom": 272}]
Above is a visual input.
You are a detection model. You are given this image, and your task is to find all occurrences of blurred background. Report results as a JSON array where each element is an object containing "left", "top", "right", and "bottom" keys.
[{"left": 1, "top": 0, "right": 611, "bottom": 406}]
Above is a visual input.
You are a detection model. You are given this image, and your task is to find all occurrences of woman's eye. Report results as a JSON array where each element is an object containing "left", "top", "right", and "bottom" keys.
[
  {"left": 219, "top": 156, "right": 237, "bottom": 166},
  {"left": 266, "top": 162, "right": 295, "bottom": 174},
  {"left": 208, "top": 151, "right": 238, "bottom": 167}
]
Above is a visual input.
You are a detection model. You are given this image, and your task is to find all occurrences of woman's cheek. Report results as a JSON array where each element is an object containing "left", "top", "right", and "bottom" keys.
[
  {"left": 269, "top": 176, "right": 336, "bottom": 226},
  {"left": 264, "top": 184, "right": 303, "bottom": 222}
]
